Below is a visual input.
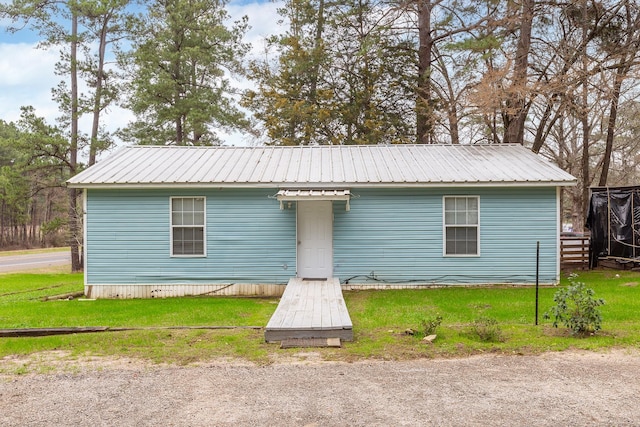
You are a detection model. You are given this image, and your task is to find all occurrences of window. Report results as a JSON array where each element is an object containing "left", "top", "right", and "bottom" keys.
[
  {"left": 171, "top": 197, "right": 205, "bottom": 256},
  {"left": 443, "top": 196, "right": 479, "bottom": 256}
]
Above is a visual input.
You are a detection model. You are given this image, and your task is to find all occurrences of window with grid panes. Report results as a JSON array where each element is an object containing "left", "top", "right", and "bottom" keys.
[
  {"left": 171, "top": 197, "right": 205, "bottom": 256},
  {"left": 443, "top": 196, "right": 479, "bottom": 256}
]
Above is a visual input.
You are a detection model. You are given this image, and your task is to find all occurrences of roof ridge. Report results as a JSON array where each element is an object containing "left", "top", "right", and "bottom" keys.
[
  {"left": 125, "top": 143, "right": 518, "bottom": 150},
  {"left": 68, "top": 144, "right": 576, "bottom": 188}
]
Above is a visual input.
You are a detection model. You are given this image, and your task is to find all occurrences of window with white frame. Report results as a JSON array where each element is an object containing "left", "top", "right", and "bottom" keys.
[
  {"left": 443, "top": 196, "right": 479, "bottom": 256},
  {"left": 171, "top": 197, "right": 205, "bottom": 256}
]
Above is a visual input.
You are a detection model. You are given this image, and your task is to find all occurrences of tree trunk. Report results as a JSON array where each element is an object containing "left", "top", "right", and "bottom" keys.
[
  {"left": 438, "top": 50, "right": 459, "bottom": 144},
  {"left": 448, "top": 106, "right": 459, "bottom": 144},
  {"left": 304, "top": 0, "right": 325, "bottom": 145},
  {"left": 69, "top": 6, "right": 82, "bottom": 271},
  {"left": 598, "top": 0, "right": 640, "bottom": 186},
  {"left": 176, "top": 116, "right": 183, "bottom": 145},
  {"left": 89, "top": 13, "right": 110, "bottom": 166},
  {"left": 579, "top": 0, "right": 590, "bottom": 232},
  {"left": 0, "top": 199, "right": 4, "bottom": 247},
  {"left": 308, "top": 0, "right": 324, "bottom": 102},
  {"left": 531, "top": 101, "right": 556, "bottom": 153},
  {"left": 357, "top": 0, "right": 373, "bottom": 143},
  {"left": 598, "top": 66, "right": 624, "bottom": 187},
  {"left": 503, "top": 0, "right": 534, "bottom": 144},
  {"left": 30, "top": 198, "right": 37, "bottom": 246},
  {"left": 416, "top": 0, "right": 433, "bottom": 144}
]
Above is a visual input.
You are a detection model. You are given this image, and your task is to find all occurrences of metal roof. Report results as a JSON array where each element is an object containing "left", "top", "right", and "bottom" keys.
[{"left": 67, "top": 144, "right": 577, "bottom": 188}]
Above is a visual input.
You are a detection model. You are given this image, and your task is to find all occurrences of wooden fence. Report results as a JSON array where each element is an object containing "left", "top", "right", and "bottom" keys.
[{"left": 560, "top": 234, "right": 590, "bottom": 270}]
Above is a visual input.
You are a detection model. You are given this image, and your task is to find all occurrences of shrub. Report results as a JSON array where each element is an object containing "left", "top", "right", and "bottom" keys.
[
  {"left": 469, "top": 317, "right": 504, "bottom": 342},
  {"left": 544, "top": 280, "right": 605, "bottom": 336},
  {"left": 420, "top": 315, "right": 443, "bottom": 336}
]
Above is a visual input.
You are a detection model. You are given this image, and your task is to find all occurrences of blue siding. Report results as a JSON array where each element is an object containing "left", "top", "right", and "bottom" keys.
[
  {"left": 333, "top": 187, "right": 558, "bottom": 284},
  {"left": 86, "top": 189, "right": 296, "bottom": 284},
  {"left": 86, "top": 186, "right": 559, "bottom": 286}
]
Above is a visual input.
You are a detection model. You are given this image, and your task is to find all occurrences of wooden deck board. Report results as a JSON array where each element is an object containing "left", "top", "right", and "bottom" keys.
[
  {"left": 311, "top": 287, "right": 323, "bottom": 328},
  {"left": 265, "top": 277, "right": 353, "bottom": 342}
]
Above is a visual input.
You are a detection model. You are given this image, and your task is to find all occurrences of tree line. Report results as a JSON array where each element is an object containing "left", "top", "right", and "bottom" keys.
[{"left": 1, "top": 0, "right": 640, "bottom": 266}]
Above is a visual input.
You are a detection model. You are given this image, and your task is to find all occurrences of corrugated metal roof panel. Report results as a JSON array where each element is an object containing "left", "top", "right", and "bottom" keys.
[{"left": 68, "top": 144, "right": 577, "bottom": 188}]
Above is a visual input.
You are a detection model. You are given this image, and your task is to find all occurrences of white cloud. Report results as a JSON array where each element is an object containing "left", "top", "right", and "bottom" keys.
[
  {"left": 0, "top": 1, "right": 285, "bottom": 149},
  {"left": 228, "top": 1, "right": 282, "bottom": 45},
  {"left": 0, "top": 43, "right": 59, "bottom": 122}
]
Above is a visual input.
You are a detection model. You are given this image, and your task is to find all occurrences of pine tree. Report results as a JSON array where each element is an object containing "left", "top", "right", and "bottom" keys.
[
  {"left": 243, "top": 0, "right": 415, "bottom": 145},
  {"left": 122, "top": 0, "right": 250, "bottom": 145}
]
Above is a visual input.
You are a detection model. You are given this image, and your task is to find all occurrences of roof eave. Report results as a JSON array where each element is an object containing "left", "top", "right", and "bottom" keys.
[{"left": 67, "top": 180, "right": 577, "bottom": 190}]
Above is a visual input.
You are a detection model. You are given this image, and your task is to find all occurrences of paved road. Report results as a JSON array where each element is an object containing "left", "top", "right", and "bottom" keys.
[{"left": 0, "top": 251, "right": 71, "bottom": 273}]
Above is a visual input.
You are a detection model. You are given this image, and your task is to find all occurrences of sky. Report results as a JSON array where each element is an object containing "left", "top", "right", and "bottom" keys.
[{"left": 0, "top": 0, "right": 282, "bottom": 153}]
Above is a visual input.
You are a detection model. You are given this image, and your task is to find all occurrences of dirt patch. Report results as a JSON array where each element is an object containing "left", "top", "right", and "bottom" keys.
[{"left": 1, "top": 349, "right": 639, "bottom": 426}]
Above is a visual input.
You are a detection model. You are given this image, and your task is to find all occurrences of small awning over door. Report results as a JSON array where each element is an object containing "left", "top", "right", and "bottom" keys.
[{"left": 276, "top": 189, "right": 351, "bottom": 211}]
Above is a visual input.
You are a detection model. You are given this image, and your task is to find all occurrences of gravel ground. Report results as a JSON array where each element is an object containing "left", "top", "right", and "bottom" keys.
[{"left": 1, "top": 350, "right": 639, "bottom": 426}]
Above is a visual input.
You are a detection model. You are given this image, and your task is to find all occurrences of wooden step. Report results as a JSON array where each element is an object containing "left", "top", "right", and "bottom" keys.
[{"left": 280, "top": 337, "right": 342, "bottom": 349}]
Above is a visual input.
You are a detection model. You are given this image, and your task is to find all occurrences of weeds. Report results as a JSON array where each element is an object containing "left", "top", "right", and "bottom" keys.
[
  {"left": 421, "top": 315, "right": 443, "bottom": 336},
  {"left": 468, "top": 317, "right": 504, "bottom": 342}
]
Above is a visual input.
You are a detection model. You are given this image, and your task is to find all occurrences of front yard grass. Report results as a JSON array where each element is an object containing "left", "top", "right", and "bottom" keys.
[{"left": 1, "top": 269, "right": 639, "bottom": 371}]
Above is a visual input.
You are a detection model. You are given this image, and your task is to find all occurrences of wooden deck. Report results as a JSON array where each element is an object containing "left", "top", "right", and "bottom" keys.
[{"left": 265, "top": 278, "right": 353, "bottom": 343}]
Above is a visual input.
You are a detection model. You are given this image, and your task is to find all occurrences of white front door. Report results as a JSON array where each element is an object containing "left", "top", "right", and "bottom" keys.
[{"left": 297, "top": 201, "right": 333, "bottom": 279}]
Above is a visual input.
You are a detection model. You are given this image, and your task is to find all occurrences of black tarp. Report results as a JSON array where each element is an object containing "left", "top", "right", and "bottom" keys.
[{"left": 586, "top": 186, "right": 640, "bottom": 268}]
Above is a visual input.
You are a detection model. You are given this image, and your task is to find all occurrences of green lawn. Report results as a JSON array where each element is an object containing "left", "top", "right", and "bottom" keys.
[
  {"left": 1, "top": 274, "right": 274, "bottom": 328},
  {"left": 1, "top": 269, "right": 639, "bottom": 371},
  {"left": 344, "top": 270, "right": 640, "bottom": 358}
]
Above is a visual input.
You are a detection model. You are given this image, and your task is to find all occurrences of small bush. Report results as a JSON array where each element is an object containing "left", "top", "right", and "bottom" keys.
[
  {"left": 469, "top": 317, "right": 504, "bottom": 342},
  {"left": 420, "top": 315, "right": 443, "bottom": 336},
  {"left": 544, "top": 280, "right": 605, "bottom": 336}
]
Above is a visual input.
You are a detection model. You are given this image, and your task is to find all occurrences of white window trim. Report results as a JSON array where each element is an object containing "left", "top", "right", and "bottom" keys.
[
  {"left": 170, "top": 196, "right": 207, "bottom": 258},
  {"left": 442, "top": 195, "right": 480, "bottom": 257}
]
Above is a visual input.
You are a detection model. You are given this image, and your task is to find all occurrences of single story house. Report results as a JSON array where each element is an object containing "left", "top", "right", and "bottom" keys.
[{"left": 67, "top": 144, "right": 576, "bottom": 299}]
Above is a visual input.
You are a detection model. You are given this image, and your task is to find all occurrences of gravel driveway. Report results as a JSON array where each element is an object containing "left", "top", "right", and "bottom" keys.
[{"left": 1, "top": 350, "right": 639, "bottom": 426}]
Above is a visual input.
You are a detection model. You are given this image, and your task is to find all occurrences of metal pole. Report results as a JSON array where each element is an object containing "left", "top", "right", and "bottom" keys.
[{"left": 535, "top": 241, "right": 540, "bottom": 326}]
